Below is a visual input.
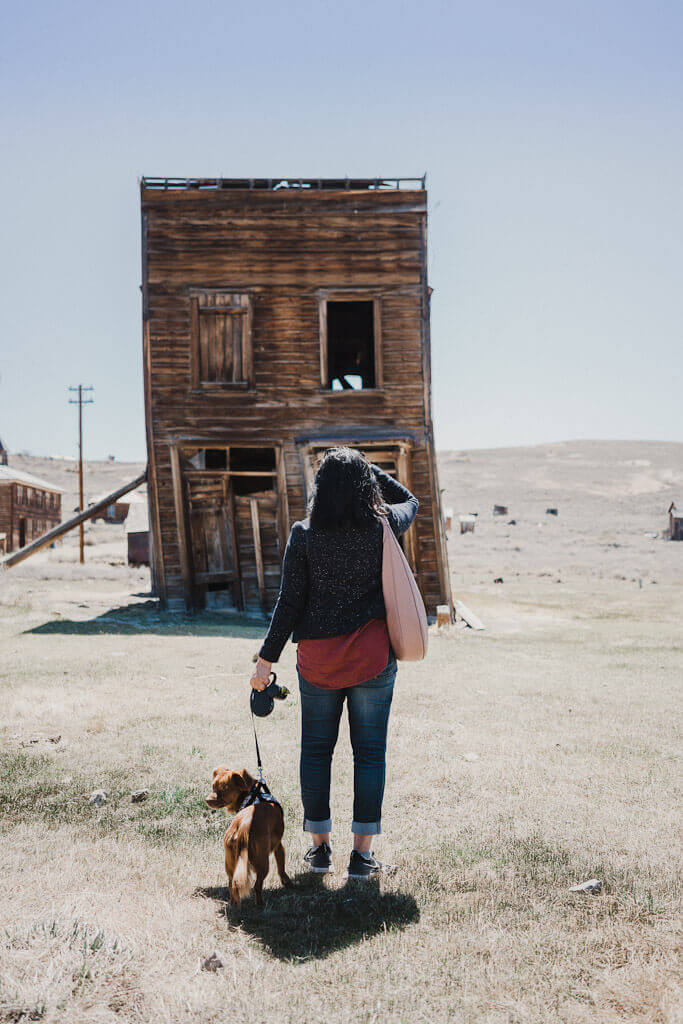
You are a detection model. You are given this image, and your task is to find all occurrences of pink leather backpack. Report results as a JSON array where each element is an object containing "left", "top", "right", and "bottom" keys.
[{"left": 380, "top": 516, "right": 428, "bottom": 661}]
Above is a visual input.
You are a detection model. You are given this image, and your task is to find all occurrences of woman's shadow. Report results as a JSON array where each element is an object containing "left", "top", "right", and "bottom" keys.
[{"left": 195, "top": 872, "right": 419, "bottom": 961}]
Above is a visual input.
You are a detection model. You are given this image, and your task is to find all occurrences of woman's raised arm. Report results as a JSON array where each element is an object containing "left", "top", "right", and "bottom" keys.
[{"left": 370, "top": 463, "right": 419, "bottom": 537}]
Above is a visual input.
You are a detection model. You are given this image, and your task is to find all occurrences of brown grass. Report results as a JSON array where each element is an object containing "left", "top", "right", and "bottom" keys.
[
  {"left": 0, "top": 575, "right": 680, "bottom": 1023},
  {"left": 1, "top": 441, "right": 681, "bottom": 1022}
]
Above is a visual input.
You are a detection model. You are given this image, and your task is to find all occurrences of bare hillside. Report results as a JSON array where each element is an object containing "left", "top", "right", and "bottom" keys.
[{"left": 439, "top": 440, "right": 683, "bottom": 588}]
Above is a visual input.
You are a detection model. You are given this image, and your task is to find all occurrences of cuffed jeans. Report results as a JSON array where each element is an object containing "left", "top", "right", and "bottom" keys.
[{"left": 298, "top": 654, "right": 397, "bottom": 836}]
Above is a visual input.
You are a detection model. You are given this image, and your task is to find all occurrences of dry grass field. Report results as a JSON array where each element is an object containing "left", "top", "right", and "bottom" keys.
[{"left": 1, "top": 441, "right": 681, "bottom": 1023}]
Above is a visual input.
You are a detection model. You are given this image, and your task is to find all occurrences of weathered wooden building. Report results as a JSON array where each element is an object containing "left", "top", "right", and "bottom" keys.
[
  {"left": 88, "top": 492, "right": 134, "bottom": 524},
  {"left": 140, "top": 176, "right": 452, "bottom": 617},
  {"left": 0, "top": 466, "right": 62, "bottom": 552}
]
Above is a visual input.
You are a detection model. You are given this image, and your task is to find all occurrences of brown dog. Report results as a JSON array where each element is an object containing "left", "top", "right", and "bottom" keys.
[{"left": 206, "top": 766, "right": 291, "bottom": 906}]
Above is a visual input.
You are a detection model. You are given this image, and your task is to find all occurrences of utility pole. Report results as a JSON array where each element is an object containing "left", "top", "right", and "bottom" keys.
[{"left": 68, "top": 385, "right": 94, "bottom": 564}]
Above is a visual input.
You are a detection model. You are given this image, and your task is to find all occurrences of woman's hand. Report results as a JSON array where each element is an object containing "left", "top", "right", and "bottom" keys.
[{"left": 250, "top": 657, "right": 272, "bottom": 691}]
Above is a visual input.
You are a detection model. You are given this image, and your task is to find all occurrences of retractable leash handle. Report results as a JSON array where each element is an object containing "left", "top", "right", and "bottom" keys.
[
  {"left": 249, "top": 670, "right": 291, "bottom": 780},
  {"left": 250, "top": 671, "right": 290, "bottom": 719}
]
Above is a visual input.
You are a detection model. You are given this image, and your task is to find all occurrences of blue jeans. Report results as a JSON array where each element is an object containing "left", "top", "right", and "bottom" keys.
[{"left": 298, "top": 655, "right": 397, "bottom": 836}]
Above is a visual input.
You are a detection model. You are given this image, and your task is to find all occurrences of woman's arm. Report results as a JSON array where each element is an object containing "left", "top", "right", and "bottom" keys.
[
  {"left": 371, "top": 463, "right": 419, "bottom": 537},
  {"left": 257, "top": 522, "right": 309, "bottom": 665}
]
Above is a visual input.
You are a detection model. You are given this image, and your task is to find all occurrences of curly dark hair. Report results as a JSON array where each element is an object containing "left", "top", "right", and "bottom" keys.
[{"left": 309, "top": 447, "right": 384, "bottom": 530}]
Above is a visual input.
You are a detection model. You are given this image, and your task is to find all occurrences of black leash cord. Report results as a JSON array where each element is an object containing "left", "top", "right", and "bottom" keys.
[{"left": 251, "top": 708, "right": 263, "bottom": 776}]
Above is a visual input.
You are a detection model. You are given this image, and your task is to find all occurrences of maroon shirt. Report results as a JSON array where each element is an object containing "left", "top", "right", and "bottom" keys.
[{"left": 297, "top": 618, "right": 390, "bottom": 689}]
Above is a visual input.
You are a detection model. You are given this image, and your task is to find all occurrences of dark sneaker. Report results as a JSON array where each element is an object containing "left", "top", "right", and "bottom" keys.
[
  {"left": 346, "top": 850, "right": 383, "bottom": 879},
  {"left": 303, "top": 842, "right": 333, "bottom": 874}
]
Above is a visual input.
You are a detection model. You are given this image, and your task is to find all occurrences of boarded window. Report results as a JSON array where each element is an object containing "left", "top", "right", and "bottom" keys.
[
  {"left": 319, "top": 294, "right": 382, "bottom": 391},
  {"left": 190, "top": 293, "right": 253, "bottom": 387}
]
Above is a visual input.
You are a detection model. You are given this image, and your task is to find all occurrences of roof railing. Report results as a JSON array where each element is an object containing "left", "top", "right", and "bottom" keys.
[{"left": 140, "top": 175, "right": 426, "bottom": 192}]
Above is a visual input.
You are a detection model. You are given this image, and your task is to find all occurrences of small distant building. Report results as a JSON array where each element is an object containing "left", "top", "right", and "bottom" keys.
[
  {"left": 668, "top": 502, "right": 683, "bottom": 541},
  {"left": 0, "top": 466, "right": 62, "bottom": 552},
  {"left": 88, "top": 493, "right": 132, "bottom": 524},
  {"left": 459, "top": 514, "right": 476, "bottom": 534},
  {"left": 0, "top": 437, "right": 8, "bottom": 465}
]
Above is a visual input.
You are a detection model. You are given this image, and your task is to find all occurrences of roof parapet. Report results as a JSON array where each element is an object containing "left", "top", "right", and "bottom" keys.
[{"left": 140, "top": 175, "right": 426, "bottom": 192}]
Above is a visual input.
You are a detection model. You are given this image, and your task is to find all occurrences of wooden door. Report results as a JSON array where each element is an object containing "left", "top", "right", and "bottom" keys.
[{"left": 186, "top": 477, "right": 241, "bottom": 610}]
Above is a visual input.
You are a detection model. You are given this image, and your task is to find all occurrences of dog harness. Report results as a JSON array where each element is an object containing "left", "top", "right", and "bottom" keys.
[{"left": 238, "top": 778, "right": 283, "bottom": 815}]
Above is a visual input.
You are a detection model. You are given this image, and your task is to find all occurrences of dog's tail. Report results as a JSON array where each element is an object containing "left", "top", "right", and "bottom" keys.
[{"left": 231, "top": 842, "right": 251, "bottom": 904}]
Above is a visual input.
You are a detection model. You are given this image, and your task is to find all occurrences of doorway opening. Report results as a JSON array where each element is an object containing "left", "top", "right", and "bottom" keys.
[
  {"left": 176, "top": 444, "right": 284, "bottom": 615},
  {"left": 300, "top": 439, "right": 418, "bottom": 572}
]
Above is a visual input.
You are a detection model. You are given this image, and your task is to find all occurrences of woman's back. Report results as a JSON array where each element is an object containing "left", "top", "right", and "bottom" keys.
[
  {"left": 289, "top": 517, "right": 385, "bottom": 639},
  {"left": 259, "top": 457, "right": 417, "bottom": 663}
]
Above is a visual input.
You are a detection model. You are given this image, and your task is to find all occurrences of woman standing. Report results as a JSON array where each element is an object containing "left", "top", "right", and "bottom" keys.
[{"left": 250, "top": 447, "right": 418, "bottom": 878}]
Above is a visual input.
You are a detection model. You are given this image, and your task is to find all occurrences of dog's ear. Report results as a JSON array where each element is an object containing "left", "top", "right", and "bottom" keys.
[{"left": 238, "top": 769, "right": 255, "bottom": 791}]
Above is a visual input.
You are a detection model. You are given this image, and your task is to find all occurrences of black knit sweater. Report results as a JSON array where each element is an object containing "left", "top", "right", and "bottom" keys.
[{"left": 259, "top": 465, "right": 418, "bottom": 663}]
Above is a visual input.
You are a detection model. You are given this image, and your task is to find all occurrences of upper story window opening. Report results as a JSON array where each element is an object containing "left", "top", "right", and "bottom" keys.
[{"left": 318, "top": 293, "right": 383, "bottom": 392}]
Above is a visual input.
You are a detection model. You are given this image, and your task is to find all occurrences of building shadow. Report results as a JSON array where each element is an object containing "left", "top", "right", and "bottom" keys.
[
  {"left": 26, "top": 600, "right": 267, "bottom": 638},
  {"left": 194, "top": 873, "right": 420, "bottom": 961}
]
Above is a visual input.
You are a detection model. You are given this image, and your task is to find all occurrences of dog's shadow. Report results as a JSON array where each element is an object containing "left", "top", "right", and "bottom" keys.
[{"left": 195, "top": 872, "right": 420, "bottom": 961}]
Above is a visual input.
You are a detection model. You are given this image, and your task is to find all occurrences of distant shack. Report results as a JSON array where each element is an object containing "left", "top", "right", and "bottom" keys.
[
  {"left": 0, "top": 466, "right": 62, "bottom": 552},
  {"left": 459, "top": 514, "right": 476, "bottom": 534},
  {"left": 88, "top": 492, "right": 133, "bottom": 524},
  {"left": 668, "top": 502, "right": 682, "bottom": 541}
]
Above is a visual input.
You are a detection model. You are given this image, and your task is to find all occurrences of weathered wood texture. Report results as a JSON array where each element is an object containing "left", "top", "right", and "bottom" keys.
[
  {"left": 141, "top": 184, "right": 452, "bottom": 616},
  {"left": 0, "top": 482, "right": 61, "bottom": 554}
]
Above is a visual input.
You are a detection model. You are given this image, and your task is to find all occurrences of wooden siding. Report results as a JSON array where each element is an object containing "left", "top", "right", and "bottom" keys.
[
  {"left": 0, "top": 482, "right": 61, "bottom": 553},
  {"left": 141, "top": 186, "right": 451, "bottom": 616},
  {"left": 0, "top": 484, "right": 11, "bottom": 549}
]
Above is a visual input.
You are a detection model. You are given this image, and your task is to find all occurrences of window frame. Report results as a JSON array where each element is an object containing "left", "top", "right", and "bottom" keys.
[
  {"left": 317, "top": 289, "right": 383, "bottom": 393},
  {"left": 189, "top": 289, "right": 254, "bottom": 390}
]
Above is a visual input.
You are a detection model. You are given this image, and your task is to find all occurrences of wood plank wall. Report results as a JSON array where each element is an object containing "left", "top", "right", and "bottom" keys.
[
  {"left": 141, "top": 187, "right": 450, "bottom": 615},
  {"left": 0, "top": 484, "right": 12, "bottom": 548},
  {"left": 0, "top": 483, "right": 61, "bottom": 552}
]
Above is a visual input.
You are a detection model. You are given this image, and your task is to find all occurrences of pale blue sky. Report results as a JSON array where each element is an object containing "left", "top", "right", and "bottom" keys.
[{"left": 1, "top": 0, "right": 681, "bottom": 460}]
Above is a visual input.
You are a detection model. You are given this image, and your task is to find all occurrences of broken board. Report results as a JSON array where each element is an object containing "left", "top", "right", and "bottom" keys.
[{"left": 454, "top": 600, "right": 485, "bottom": 631}]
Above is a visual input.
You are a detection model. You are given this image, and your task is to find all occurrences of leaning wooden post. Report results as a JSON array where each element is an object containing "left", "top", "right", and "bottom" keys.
[{"left": 249, "top": 498, "right": 268, "bottom": 614}]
